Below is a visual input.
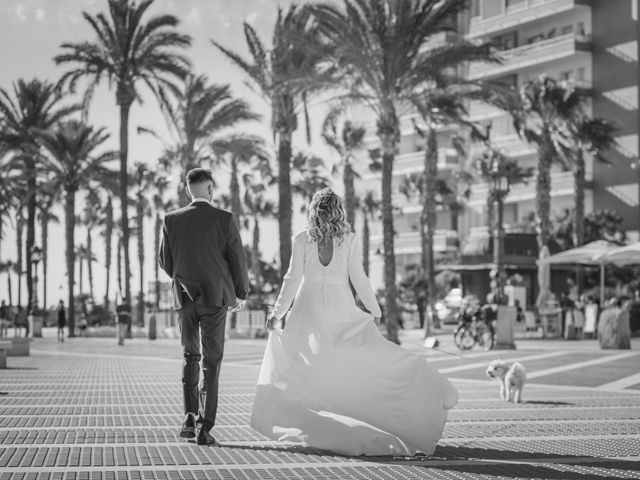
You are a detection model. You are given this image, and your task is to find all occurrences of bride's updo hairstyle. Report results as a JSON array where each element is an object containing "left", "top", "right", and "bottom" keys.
[{"left": 307, "top": 188, "right": 351, "bottom": 245}]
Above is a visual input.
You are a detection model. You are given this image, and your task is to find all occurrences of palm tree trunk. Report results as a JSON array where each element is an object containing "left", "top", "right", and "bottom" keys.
[
  {"left": 119, "top": 101, "right": 132, "bottom": 305},
  {"left": 137, "top": 200, "right": 145, "bottom": 327},
  {"left": 423, "top": 127, "right": 438, "bottom": 328},
  {"left": 26, "top": 158, "right": 36, "bottom": 312},
  {"left": 536, "top": 141, "right": 553, "bottom": 249},
  {"left": 278, "top": 131, "right": 293, "bottom": 279},
  {"left": 104, "top": 197, "right": 113, "bottom": 308},
  {"left": 251, "top": 217, "right": 263, "bottom": 303},
  {"left": 41, "top": 215, "right": 48, "bottom": 309},
  {"left": 154, "top": 214, "right": 161, "bottom": 310},
  {"left": 87, "top": 227, "right": 95, "bottom": 302},
  {"left": 65, "top": 191, "right": 76, "bottom": 337},
  {"left": 363, "top": 214, "right": 370, "bottom": 276},
  {"left": 117, "top": 235, "right": 122, "bottom": 298},
  {"left": 343, "top": 162, "right": 356, "bottom": 230},
  {"left": 7, "top": 267, "right": 12, "bottom": 306},
  {"left": 230, "top": 157, "right": 243, "bottom": 231},
  {"left": 380, "top": 131, "right": 400, "bottom": 344},
  {"left": 78, "top": 247, "right": 84, "bottom": 298},
  {"left": 574, "top": 149, "right": 586, "bottom": 247},
  {"left": 16, "top": 216, "right": 23, "bottom": 307}
]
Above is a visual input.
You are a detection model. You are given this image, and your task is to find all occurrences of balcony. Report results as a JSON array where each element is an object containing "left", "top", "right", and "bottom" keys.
[
  {"left": 469, "top": 33, "right": 592, "bottom": 80},
  {"left": 467, "top": 170, "right": 577, "bottom": 207},
  {"left": 370, "top": 231, "right": 459, "bottom": 256},
  {"left": 468, "top": 0, "right": 591, "bottom": 38},
  {"left": 362, "top": 148, "right": 459, "bottom": 181}
]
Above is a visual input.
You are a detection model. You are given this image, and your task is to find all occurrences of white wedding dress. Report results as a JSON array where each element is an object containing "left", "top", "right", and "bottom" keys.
[{"left": 250, "top": 230, "right": 458, "bottom": 456}]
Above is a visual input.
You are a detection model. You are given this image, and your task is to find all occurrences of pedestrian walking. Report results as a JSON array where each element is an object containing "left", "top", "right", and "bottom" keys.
[
  {"left": 14, "top": 306, "right": 26, "bottom": 337},
  {"left": 0, "top": 300, "right": 8, "bottom": 338},
  {"left": 159, "top": 167, "right": 249, "bottom": 446},
  {"left": 116, "top": 298, "right": 132, "bottom": 346},
  {"left": 57, "top": 300, "right": 66, "bottom": 342}
]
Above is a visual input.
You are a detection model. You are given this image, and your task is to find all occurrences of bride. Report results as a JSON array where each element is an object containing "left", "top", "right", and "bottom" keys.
[{"left": 250, "top": 188, "right": 458, "bottom": 456}]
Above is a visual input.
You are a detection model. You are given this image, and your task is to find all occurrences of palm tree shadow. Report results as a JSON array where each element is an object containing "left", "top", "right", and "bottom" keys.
[
  {"left": 524, "top": 400, "right": 574, "bottom": 405},
  {"left": 4, "top": 366, "right": 38, "bottom": 370}
]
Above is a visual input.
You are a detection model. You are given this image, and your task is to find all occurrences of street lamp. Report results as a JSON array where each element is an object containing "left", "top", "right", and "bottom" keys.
[
  {"left": 30, "top": 246, "right": 42, "bottom": 312},
  {"left": 489, "top": 152, "right": 510, "bottom": 305}
]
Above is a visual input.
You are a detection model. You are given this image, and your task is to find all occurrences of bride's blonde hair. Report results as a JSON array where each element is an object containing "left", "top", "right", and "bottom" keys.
[{"left": 307, "top": 188, "right": 351, "bottom": 245}]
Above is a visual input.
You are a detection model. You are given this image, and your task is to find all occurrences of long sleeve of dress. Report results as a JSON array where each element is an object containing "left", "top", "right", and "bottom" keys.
[
  {"left": 348, "top": 234, "right": 382, "bottom": 317},
  {"left": 273, "top": 234, "right": 305, "bottom": 320}
]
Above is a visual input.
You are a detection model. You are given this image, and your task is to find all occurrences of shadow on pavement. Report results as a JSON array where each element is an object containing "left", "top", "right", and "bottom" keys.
[{"left": 524, "top": 400, "right": 574, "bottom": 405}]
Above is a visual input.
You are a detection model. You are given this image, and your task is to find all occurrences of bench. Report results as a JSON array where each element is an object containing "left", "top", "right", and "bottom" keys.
[
  {"left": 0, "top": 340, "right": 12, "bottom": 368},
  {"left": 7, "top": 337, "right": 30, "bottom": 356}
]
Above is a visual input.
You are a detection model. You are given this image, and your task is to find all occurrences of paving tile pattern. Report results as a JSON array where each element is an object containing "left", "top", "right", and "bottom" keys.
[{"left": 1, "top": 339, "right": 640, "bottom": 479}]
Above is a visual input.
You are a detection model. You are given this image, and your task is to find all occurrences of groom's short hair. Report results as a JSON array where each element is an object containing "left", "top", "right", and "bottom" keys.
[{"left": 186, "top": 168, "right": 213, "bottom": 186}]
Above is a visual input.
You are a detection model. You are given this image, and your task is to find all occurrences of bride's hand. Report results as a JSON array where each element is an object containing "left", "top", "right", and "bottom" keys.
[{"left": 265, "top": 313, "right": 278, "bottom": 331}]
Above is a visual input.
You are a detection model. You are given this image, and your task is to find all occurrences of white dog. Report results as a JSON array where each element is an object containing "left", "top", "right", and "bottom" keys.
[{"left": 486, "top": 360, "right": 526, "bottom": 403}]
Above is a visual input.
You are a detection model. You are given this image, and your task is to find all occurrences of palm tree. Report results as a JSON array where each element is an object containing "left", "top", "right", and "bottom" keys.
[
  {"left": 291, "top": 153, "right": 331, "bottom": 211},
  {"left": 15, "top": 206, "right": 26, "bottom": 307},
  {"left": 571, "top": 118, "right": 617, "bottom": 246},
  {"left": 242, "top": 167, "right": 275, "bottom": 305},
  {"left": 360, "top": 190, "right": 380, "bottom": 277},
  {"left": 0, "top": 78, "right": 78, "bottom": 310},
  {"left": 321, "top": 107, "right": 366, "bottom": 230},
  {"left": 101, "top": 197, "right": 115, "bottom": 308},
  {"left": 55, "top": 0, "right": 192, "bottom": 305},
  {"left": 133, "top": 162, "right": 155, "bottom": 325},
  {"left": 506, "top": 76, "right": 586, "bottom": 249},
  {"left": 452, "top": 129, "right": 533, "bottom": 232},
  {"left": 213, "top": 4, "right": 333, "bottom": 278},
  {"left": 411, "top": 89, "right": 471, "bottom": 316},
  {"left": 312, "top": 0, "right": 495, "bottom": 343},
  {"left": 37, "top": 120, "right": 118, "bottom": 337},
  {"left": 152, "top": 171, "right": 174, "bottom": 310},
  {"left": 81, "top": 189, "right": 103, "bottom": 303},
  {"left": 210, "top": 135, "right": 270, "bottom": 231},
  {"left": 146, "top": 74, "right": 260, "bottom": 206},
  {"left": 36, "top": 180, "right": 60, "bottom": 309}
]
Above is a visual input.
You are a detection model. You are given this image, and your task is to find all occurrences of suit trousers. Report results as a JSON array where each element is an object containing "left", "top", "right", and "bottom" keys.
[{"left": 178, "top": 301, "right": 227, "bottom": 431}]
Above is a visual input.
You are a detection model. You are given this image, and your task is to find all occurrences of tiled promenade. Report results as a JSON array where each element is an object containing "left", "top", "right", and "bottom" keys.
[{"left": 1, "top": 328, "right": 640, "bottom": 479}]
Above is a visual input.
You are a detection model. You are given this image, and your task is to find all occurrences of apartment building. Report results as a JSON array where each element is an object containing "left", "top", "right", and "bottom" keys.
[
  {"left": 464, "top": 0, "right": 639, "bottom": 239},
  {"left": 358, "top": 0, "right": 639, "bottom": 291}
]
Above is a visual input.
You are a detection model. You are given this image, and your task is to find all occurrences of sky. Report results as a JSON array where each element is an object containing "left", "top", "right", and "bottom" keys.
[{"left": 0, "top": 0, "right": 337, "bottom": 307}]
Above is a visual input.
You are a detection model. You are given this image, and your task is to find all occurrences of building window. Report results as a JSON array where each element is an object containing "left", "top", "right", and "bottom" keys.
[
  {"left": 561, "top": 70, "right": 574, "bottom": 81},
  {"left": 505, "top": 0, "right": 525, "bottom": 10},
  {"left": 472, "top": 0, "right": 481, "bottom": 17},
  {"left": 482, "top": 0, "right": 502, "bottom": 19},
  {"left": 561, "top": 25, "right": 574, "bottom": 35},
  {"left": 577, "top": 22, "right": 586, "bottom": 36},
  {"left": 577, "top": 67, "right": 585, "bottom": 81}
]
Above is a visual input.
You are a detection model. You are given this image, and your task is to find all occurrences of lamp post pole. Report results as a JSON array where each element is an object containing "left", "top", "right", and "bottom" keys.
[
  {"left": 490, "top": 155, "right": 510, "bottom": 305},
  {"left": 493, "top": 186, "right": 507, "bottom": 303}
]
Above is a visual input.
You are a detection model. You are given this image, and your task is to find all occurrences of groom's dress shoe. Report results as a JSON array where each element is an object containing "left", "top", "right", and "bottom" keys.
[
  {"left": 196, "top": 427, "right": 217, "bottom": 445},
  {"left": 180, "top": 413, "right": 197, "bottom": 439}
]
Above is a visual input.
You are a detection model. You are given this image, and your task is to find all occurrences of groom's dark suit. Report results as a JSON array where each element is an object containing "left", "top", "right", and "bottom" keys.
[{"left": 159, "top": 200, "right": 249, "bottom": 432}]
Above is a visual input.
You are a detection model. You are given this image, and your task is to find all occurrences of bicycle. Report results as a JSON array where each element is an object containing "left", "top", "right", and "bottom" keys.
[{"left": 453, "top": 309, "right": 495, "bottom": 351}]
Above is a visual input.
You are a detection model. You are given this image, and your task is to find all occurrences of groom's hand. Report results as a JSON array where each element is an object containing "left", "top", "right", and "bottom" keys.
[
  {"left": 373, "top": 316, "right": 381, "bottom": 326},
  {"left": 231, "top": 298, "right": 246, "bottom": 312}
]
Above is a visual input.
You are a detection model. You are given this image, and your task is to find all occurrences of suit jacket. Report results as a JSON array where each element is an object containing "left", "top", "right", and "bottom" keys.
[{"left": 159, "top": 201, "right": 250, "bottom": 310}]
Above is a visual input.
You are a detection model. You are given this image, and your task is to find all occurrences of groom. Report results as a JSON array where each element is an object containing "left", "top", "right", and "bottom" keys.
[{"left": 159, "top": 167, "right": 250, "bottom": 445}]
